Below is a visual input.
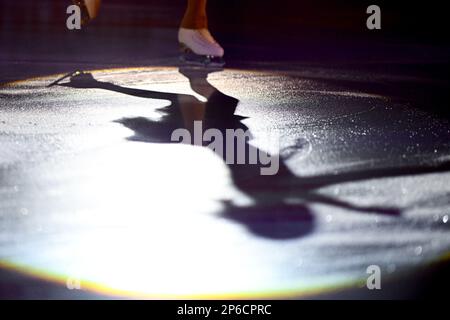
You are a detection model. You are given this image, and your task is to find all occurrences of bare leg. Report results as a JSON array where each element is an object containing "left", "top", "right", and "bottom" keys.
[
  {"left": 72, "top": 0, "right": 101, "bottom": 23},
  {"left": 181, "top": 0, "right": 208, "bottom": 29},
  {"left": 84, "top": 0, "right": 101, "bottom": 19}
]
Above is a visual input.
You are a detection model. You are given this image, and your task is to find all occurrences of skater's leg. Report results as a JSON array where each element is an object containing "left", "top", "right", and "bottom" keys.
[
  {"left": 181, "top": 0, "right": 208, "bottom": 29},
  {"left": 73, "top": 0, "right": 101, "bottom": 23},
  {"left": 84, "top": 0, "right": 102, "bottom": 19}
]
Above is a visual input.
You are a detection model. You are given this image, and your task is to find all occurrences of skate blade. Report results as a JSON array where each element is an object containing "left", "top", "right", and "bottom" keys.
[
  {"left": 180, "top": 56, "right": 225, "bottom": 68},
  {"left": 179, "top": 46, "right": 225, "bottom": 68}
]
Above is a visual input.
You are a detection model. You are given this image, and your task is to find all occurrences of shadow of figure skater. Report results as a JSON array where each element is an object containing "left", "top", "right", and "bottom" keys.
[{"left": 58, "top": 68, "right": 450, "bottom": 239}]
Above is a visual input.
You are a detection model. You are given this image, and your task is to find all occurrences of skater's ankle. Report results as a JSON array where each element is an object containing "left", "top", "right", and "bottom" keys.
[{"left": 180, "top": 15, "right": 208, "bottom": 30}]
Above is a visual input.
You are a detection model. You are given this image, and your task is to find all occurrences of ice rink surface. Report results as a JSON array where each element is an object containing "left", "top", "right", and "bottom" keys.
[{"left": 1, "top": 1, "right": 450, "bottom": 299}]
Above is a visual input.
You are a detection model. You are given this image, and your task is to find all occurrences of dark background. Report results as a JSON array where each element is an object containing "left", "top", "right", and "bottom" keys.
[
  {"left": 2, "top": 0, "right": 449, "bottom": 67},
  {"left": 0, "top": 0, "right": 448, "bottom": 41}
]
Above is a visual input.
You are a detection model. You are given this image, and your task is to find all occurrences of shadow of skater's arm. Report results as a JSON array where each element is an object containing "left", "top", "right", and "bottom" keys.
[
  {"left": 303, "top": 192, "right": 400, "bottom": 216},
  {"left": 300, "top": 160, "right": 450, "bottom": 189}
]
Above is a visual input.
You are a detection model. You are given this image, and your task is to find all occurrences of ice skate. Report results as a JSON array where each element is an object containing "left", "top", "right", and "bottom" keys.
[{"left": 178, "top": 28, "right": 225, "bottom": 67}]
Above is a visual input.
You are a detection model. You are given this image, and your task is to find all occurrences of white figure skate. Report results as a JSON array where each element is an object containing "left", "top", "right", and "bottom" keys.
[{"left": 178, "top": 28, "right": 225, "bottom": 67}]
